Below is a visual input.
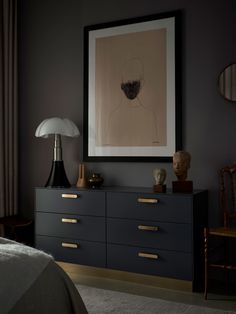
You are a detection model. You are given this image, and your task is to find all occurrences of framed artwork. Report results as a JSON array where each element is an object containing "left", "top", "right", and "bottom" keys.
[{"left": 83, "top": 11, "right": 181, "bottom": 162}]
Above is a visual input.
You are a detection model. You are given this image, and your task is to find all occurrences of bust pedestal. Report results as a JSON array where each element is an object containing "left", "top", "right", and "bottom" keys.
[
  {"left": 172, "top": 181, "right": 193, "bottom": 193},
  {"left": 153, "top": 184, "right": 166, "bottom": 193}
]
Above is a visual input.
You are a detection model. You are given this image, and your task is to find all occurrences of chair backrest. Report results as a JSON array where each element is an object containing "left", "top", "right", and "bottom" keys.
[{"left": 219, "top": 164, "right": 236, "bottom": 228}]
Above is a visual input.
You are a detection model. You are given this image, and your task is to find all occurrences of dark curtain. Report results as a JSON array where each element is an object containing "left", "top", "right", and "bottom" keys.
[{"left": 0, "top": 0, "right": 18, "bottom": 217}]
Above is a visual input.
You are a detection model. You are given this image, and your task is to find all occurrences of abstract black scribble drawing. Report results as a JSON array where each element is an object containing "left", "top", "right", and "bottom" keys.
[{"left": 121, "top": 80, "right": 141, "bottom": 100}]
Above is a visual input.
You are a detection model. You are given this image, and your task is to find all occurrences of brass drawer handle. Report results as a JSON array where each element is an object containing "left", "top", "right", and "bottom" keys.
[
  {"left": 138, "top": 225, "right": 159, "bottom": 232},
  {"left": 61, "top": 242, "right": 79, "bottom": 249},
  {"left": 138, "top": 252, "right": 159, "bottom": 260},
  {"left": 138, "top": 198, "right": 159, "bottom": 204},
  {"left": 61, "top": 218, "right": 78, "bottom": 224},
  {"left": 62, "top": 193, "right": 79, "bottom": 199}
]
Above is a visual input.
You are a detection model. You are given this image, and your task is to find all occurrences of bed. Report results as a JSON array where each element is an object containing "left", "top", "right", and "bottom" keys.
[{"left": 0, "top": 237, "right": 88, "bottom": 314}]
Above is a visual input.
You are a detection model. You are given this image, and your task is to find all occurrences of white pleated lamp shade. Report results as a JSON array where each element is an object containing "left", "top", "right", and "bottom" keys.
[{"left": 35, "top": 117, "right": 80, "bottom": 138}]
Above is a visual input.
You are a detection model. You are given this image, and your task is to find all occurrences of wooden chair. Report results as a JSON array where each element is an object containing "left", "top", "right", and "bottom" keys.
[
  {"left": 204, "top": 164, "right": 236, "bottom": 299},
  {"left": 0, "top": 215, "right": 33, "bottom": 246}
]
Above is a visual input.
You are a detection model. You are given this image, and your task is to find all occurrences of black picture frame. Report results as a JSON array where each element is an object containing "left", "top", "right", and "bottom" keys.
[{"left": 83, "top": 11, "right": 182, "bottom": 162}]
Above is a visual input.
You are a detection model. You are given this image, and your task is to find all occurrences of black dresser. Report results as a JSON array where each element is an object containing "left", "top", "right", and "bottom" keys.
[{"left": 35, "top": 186, "right": 208, "bottom": 291}]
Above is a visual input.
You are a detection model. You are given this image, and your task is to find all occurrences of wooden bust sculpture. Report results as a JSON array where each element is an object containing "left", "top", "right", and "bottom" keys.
[
  {"left": 153, "top": 168, "right": 167, "bottom": 193},
  {"left": 172, "top": 151, "right": 193, "bottom": 193}
]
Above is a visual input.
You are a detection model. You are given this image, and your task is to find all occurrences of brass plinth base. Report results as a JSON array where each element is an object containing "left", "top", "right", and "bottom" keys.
[{"left": 57, "top": 262, "right": 192, "bottom": 292}]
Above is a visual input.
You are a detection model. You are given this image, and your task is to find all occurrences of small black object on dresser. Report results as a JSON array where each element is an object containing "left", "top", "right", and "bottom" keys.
[{"left": 35, "top": 186, "right": 208, "bottom": 292}]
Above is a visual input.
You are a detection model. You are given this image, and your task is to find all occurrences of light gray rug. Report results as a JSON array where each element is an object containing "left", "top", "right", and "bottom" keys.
[{"left": 76, "top": 284, "right": 236, "bottom": 314}]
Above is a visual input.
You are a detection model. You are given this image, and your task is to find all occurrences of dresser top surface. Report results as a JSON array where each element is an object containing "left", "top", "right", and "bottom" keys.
[{"left": 35, "top": 185, "right": 206, "bottom": 196}]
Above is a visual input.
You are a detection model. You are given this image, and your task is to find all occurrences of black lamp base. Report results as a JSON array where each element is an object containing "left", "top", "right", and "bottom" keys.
[{"left": 45, "top": 160, "right": 71, "bottom": 188}]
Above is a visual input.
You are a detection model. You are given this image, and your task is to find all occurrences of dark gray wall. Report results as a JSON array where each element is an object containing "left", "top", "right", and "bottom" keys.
[{"left": 19, "top": 0, "right": 236, "bottom": 224}]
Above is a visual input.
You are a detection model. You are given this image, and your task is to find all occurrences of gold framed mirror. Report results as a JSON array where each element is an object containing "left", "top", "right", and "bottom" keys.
[{"left": 218, "top": 63, "right": 236, "bottom": 102}]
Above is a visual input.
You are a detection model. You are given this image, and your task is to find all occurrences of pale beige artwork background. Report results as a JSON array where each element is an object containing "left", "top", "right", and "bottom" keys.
[{"left": 95, "top": 28, "right": 166, "bottom": 147}]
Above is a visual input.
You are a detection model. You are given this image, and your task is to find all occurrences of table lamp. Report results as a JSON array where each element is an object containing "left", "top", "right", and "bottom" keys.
[{"left": 35, "top": 117, "right": 80, "bottom": 187}]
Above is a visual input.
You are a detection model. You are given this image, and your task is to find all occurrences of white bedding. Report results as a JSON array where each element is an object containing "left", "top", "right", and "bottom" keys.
[{"left": 0, "top": 238, "right": 87, "bottom": 314}]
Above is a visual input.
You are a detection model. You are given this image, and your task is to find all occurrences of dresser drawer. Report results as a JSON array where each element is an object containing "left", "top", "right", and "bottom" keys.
[
  {"left": 107, "top": 192, "right": 192, "bottom": 223},
  {"left": 107, "top": 244, "right": 192, "bottom": 280},
  {"left": 36, "top": 235, "right": 106, "bottom": 267},
  {"left": 107, "top": 218, "right": 192, "bottom": 252},
  {"left": 36, "top": 188, "right": 105, "bottom": 216},
  {"left": 36, "top": 212, "right": 105, "bottom": 242}
]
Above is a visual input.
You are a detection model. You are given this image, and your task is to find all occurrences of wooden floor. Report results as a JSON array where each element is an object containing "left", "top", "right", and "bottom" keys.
[{"left": 58, "top": 262, "right": 236, "bottom": 312}]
